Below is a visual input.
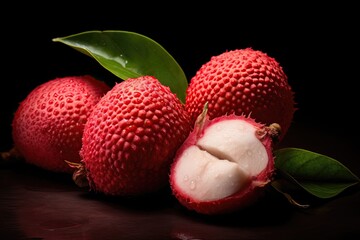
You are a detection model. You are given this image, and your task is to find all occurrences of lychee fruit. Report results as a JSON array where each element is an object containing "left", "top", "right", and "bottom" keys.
[
  {"left": 170, "top": 104, "right": 280, "bottom": 215},
  {"left": 185, "top": 48, "right": 295, "bottom": 141},
  {"left": 11, "top": 75, "right": 110, "bottom": 173},
  {"left": 76, "top": 75, "right": 192, "bottom": 196}
]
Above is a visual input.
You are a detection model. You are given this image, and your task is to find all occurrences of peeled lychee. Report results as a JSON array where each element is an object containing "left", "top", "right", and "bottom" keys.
[
  {"left": 11, "top": 75, "right": 110, "bottom": 173},
  {"left": 185, "top": 48, "right": 295, "bottom": 141},
  {"left": 77, "top": 76, "right": 191, "bottom": 196},
  {"left": 170, "top": 105, "right": 280, "bottom": 215}
]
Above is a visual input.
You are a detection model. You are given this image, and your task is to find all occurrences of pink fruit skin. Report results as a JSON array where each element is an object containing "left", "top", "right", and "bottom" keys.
[
  {"left": 170, "top": 114, "right": 275, "bottom": 215},
  {"left": 12, "top": 75, "right": 110, "bottom": 173},
  {"left": 80, "top": 76, "right": 192, "bottom": 196},
  {"left": 185, "top": 48, "right": 296, "bottom": 141}
]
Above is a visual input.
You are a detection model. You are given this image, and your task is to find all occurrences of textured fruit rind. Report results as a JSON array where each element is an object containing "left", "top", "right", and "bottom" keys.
[
  {"left": 80, "top": 76, "right": 191, "bottom": 196},
  {"left": 170, "top": 114, "right": 275, "bottom": 215},
  {"left": 12, "top": 75, "right": 110, "bottom": 173},
  {"left": 185, "top": 48, "right": 295, "bottom": 141}
]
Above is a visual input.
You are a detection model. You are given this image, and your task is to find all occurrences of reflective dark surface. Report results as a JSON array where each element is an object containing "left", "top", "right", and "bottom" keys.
[
  {"left": 1, "top": 121, "right": 359, "bottom": 240},
  {"left": 1, "top": 4, "right": 359, "bottom": 239}
]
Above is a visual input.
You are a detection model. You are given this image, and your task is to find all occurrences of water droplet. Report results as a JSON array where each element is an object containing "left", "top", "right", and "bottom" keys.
[{"left": 190, "top": 180, "right": 196, "bottom": 190}]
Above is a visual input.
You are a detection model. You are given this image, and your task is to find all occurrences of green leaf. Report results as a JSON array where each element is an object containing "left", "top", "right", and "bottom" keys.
[
  {"left": 274, "top": 147, "right": 360, "bottom": 199},
  {"left": 53, "top": 30, "right": 188, "bottom": 103}
]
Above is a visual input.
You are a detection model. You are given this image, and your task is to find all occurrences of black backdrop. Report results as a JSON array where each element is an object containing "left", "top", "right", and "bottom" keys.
[{"left": 1, "top": 3, "right": 358, "bottom": 151}]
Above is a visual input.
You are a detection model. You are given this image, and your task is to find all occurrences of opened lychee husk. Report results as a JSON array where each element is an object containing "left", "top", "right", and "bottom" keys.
[{"left": 170, "top": 105, "right": 280, "bottom": 215}]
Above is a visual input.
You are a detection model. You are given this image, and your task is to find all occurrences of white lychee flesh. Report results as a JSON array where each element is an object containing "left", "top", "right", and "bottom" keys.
[{"left": 173, "top": 119, "right": 269, "bottom": 202}]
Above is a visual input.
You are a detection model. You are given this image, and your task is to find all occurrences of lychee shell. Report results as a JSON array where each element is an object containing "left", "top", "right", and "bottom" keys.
[
  {"left": 80, "top": 76, "right": 192, "bottom": 196},
  {"left": 170, "top": 114, "right": 275, "bottom": 215},
  {"left": 185, "top": 48, "right": 295, "bottom": 141},
  {"left": 12, "top": 75, "right": 110, "bottom": 173}
]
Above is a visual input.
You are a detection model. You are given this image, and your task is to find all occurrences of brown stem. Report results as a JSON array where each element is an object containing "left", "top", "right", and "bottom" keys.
[
  {"left": 256, "top": 123, "right": 281, "bottom": 143},
  {"left": 194, "top": 101, "right": 209, "bottom": 138},
  {"left": 0, "top": 147, "right": 23, "bottom": 164},
  {"left": 64, "top": 160, "right": 89, "bottom": 188}
]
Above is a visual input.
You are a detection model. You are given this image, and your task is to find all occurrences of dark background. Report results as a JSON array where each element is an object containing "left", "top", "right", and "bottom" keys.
[
  {"left": 1, "top": 3, "right": 359, "bottom": 240},
  {"left": 1, "top": 3, "right": 358, "bottom": 160}
]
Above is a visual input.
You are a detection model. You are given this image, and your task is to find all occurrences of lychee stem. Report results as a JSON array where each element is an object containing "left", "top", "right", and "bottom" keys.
[
  {"left": 268, "top": 123, "right": 281, "bottom": 139},
  {"left": 0, "top": 147, "right": 23, "bottom": 164},
  {"left": 194, "top": 101, "right": 209, "bottom": 137},
  {"left": 256, "top": 123, "right": 281, "bottom": 143},
  {"left": 65, "top": 160, "right": 89, "bottom": 188},
  {"left": 271, "top": 179, "right": 310, "bottom": 208}
]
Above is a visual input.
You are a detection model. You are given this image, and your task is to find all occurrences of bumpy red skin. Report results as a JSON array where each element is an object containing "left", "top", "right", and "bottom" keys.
[
  {"left": 170, "top": 114, "right": 275, "bottom": 215},
  {"left": 185, "top": 48, "right": 295, "bottom": 141},
  {"left": 80, "top": 76, "right": 191, "bottom": 196},
  {"left": 12, "top": 75, "right": 110, "bottom": 173}
]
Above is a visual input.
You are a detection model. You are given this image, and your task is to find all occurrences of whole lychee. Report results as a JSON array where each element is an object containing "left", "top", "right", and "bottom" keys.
[
  {"left": 11, "top": 75, "right": 110, "bottom": 173},
  {"left": 170, "top": 105, "right": 280, "bottom": 215},
  {"left": 77, "top": 75, "right": 191, "bottom": 196},
  {"left": 185, "top": 48, "right": 295, "bottom": 141}
]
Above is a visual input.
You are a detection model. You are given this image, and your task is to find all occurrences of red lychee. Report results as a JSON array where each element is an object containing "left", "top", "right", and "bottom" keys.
[
  {"left": 185, "top": 48, "right": 295, "bottom": 141},
  {"left": 170, "top": 105, "right": 279, "bottom": 215},
  {"left": 77, "top": 76, "right": 192, "bottom": 196},
  {"left": 11, "top": 75, "right": 110, "bottom": 173}
]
